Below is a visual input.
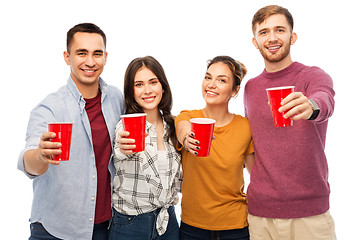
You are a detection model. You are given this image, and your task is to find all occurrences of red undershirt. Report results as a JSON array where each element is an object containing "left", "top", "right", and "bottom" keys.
[{"left": 84, "top": 91, "right": 112, "bottom": 224}]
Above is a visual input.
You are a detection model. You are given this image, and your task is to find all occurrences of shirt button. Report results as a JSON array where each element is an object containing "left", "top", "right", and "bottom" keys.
[
  {"left": 91, "top": 197, "right": 95, "bottom": 201},
  {"left": 89, "top": 218, "right": 93, "bottom": 221},
  {"left": 92, "top": 154, "right": 94, "bottom": 158},
  {"left": 92, "top": 175, "right": 96, "bottom": 179}
]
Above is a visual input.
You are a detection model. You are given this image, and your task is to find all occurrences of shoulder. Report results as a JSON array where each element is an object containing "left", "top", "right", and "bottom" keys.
[
  {"left": 244, "top": 71, "right": 266, "bottom": 94},
  {"left": 295, "top": 62, "right": 331, "bottom": 78},
  {"left": 28, "top": 86, "right": 69, "bottom": 126},
  {"left": 105, "top": 84, "right": 123, "bottom": 99},
  {"left": 244, "top": 75, "right": 260, "bottom": 88},
  {"left": 233, "top": 114, "right": 250, "bottom": 126},
  {"left": 295, "top": 63, "right": 333, "bottom": 87},
  {"left": 35, "top": 86, "right": 68, "bottom": 109}
]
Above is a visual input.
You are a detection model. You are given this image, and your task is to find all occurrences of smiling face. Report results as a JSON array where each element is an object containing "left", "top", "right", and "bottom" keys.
[
  {"left": 252, "top": 14, "right": 297, "bottom": 71},
  {"left": 202, "top": 62, "right": 239, "bottom": 106},
  {"left": 133, "top": 67, "right": 163, "bottom": 114},
  {"left": 64, "top": 32, "right": 107, "bottom": 92}
]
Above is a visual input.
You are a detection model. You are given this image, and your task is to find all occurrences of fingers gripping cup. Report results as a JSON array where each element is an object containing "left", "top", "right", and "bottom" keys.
[
  {"left": 48, "top": 123, "right": 73, "bottom": 161},
  {"left": 190, "top": 118, "right": 216, "bottom": 157},
  {"left": 266, "top": 86, "right": 295, "bottom": 127},
  {"left": 121, "top": 113, "right": 147, "bottom": 152}
]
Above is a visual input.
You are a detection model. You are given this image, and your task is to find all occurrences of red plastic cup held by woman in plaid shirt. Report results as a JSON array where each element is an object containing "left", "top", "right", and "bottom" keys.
[
  {"left": 266, "top": 86, "right": 295, "bottom": 127},
  {"left": 48, "top": 123, "right": 73, "bottom": 161},
  {"left": 190, "top": 118, "right": 216, "bottom": 157},
  {"left": 121, "top": 113, "right": 147, "bottom": 152}
]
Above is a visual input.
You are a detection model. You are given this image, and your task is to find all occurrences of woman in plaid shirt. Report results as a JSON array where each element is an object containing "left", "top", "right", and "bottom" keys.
[{"left": 109, "top": 56, "right": 181, "bottom": 240}]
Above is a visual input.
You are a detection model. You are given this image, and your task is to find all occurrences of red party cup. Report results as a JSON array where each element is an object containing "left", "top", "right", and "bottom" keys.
[
  {"left": 266, "top": 86, "right": 295, "bottom": 127},
  {"left": 190, "top": 118, "right": 216, "bottom": 157},
  {"left": 48, "top": 123, "right": 73, "bottom": 161},
  {"left": 121, "top": 113, "right": 147, "bottom": 152}
]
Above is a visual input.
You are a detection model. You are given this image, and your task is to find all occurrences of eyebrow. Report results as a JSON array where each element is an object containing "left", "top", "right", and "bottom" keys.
[
  {"left": 258, "top": 25, "right": 287, "bottom": 32},
  {"left": 218, "top": 75, "right": 229, "bottom": 78},
  {"left": 75, "top": 49, "right": 88, "bottom": 53},
  {"left": 206, "top": 72, "right": 229, "bottom": 79},
  {"left": 94, "top": 50, "right": 104, "bottom": 54},
  {"left": 134, "top": 77, "right": 158, "bottom": 83},
  {"left": 75, "top": 49, "right": 104, "bottom": 53}
]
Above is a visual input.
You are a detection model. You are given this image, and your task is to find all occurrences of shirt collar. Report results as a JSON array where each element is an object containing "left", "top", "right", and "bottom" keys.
[{"left": 66, "top": 76, "right": 107, "bottom": 103}]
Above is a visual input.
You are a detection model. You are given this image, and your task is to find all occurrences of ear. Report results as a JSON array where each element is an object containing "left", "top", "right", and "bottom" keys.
[
  {"left": 290, "top": 32, "right": 298, "bottom": 45},
  {"left": 252, "top": 37, "right": 259, "bottom": 49},
  {"left": 104, "top": 51, "right": 108, "bottom": 65},
  {"left": 232, "top": 85, "right": 241, "bottom": 97},
  {"left": 63, "top": 51, "right": 70, "bottom": 66}
]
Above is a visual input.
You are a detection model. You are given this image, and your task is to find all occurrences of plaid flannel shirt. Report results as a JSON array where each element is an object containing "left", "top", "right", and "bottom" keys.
[{"left": 112, "top": 119, "right": 181, "bottom": 235}]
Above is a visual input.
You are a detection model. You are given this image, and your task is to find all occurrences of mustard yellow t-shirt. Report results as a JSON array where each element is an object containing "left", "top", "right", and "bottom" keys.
[{"left": 175, "top": 109, "right": 254, "bottom": 230}]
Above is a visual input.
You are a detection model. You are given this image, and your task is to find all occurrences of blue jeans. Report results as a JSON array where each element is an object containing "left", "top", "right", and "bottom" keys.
[
  {"left": 179, "top": 221, "right": 249, "bottom": 240},
  {"left": 29, "top": 221, "right": 109, "bottom": 240},
  {"left": 109, "top": 206, "right": 179, "bottom": 240}
]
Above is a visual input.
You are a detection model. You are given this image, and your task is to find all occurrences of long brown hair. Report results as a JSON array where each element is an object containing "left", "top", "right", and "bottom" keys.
[{"left": 123, "top": 56, "right": 177, "bottom": 148}]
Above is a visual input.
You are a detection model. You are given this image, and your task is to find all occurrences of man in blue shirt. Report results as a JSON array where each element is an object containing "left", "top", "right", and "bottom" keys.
[{"left": 18, "top": 23, "right": 124, "bottom": 240}]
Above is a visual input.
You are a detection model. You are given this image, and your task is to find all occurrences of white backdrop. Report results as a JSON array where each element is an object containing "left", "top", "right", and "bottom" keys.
[{"left": 1, "top": 0, "right": 359, "bottom": 239}]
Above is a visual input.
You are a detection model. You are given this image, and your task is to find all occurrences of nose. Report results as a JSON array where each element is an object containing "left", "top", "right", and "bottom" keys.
[
  {"left": 144, "top": 83, "right": 152, "bottom": 94},
  {"left": 268, "top": 30, "right": 278, "bottom": 42},
  {"left": 207, "top": 79, "right": 216, "bottom": 89},
  {"left": 85, "top": 55, "right": 96, "bottom": 67}
]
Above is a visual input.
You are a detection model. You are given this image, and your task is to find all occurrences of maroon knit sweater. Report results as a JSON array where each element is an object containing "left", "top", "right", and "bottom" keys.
[{"left": 244, "top": 62, "right": 335, "bottom": 218}]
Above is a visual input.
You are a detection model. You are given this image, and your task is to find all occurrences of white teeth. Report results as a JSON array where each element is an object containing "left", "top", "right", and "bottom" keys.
[
  {"left": 143, "top": 97, "right": 155, "bottom": 102},
  {"left": 206, "top": 91, "right": 217, "bottom": 96},
  {"left": 84, "top": 70, "right": 95, "bottom": 73},
  {"left": 268, "top": 46, "right": 280, "bottom": 50}
]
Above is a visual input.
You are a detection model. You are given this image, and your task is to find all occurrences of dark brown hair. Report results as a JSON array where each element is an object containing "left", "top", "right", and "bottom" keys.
[
  {"left": 66, "top": 23, "right": 106, "bottom": 52},
  {"left": 124, "top": 56, "right": 177, "bottom": 148}
]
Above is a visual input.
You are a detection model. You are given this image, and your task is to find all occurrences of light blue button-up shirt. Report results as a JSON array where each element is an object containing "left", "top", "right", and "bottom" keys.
[{"left": 18, "top": 77, "right": 124, "bottom": 240}]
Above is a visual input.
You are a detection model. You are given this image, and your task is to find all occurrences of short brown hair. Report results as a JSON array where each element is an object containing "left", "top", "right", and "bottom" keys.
[
  {"left": 66, "top": 23, "right": 106, "bottom": 52},
  {"left": 252, "top": 5, "right": 294, "bottom": 34}
]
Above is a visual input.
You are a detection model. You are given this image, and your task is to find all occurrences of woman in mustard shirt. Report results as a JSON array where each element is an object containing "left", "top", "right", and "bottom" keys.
[{"left": 175, "top": 56, "right": 254, "bottom": 240}]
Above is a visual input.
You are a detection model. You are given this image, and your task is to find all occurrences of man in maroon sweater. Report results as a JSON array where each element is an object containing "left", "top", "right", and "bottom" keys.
[{"left": 244, "top": 5, "right": 336, "bottom": 239}]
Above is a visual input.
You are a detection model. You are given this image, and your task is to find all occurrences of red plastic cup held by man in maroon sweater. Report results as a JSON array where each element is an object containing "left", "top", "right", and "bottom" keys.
[{"left": 266, "top": 86, "right": 295, "bottom": 127}]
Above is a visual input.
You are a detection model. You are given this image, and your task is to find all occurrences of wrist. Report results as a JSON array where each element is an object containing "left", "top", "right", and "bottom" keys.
[
  {"left": 182, "top": 135, "right": 189, "bottom": 152},
  {"left": 308, "top": 99, "right": 320, "bottom": 120}
]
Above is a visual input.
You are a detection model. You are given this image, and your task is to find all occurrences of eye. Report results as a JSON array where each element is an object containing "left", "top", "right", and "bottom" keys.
[
  {"left": 134, "top": 82, "right": 143, "bottom": 87},
  {"left": 204, "top": 76, "right": 211, "bottom": 80},
  {"left": 259, "top": 30, "right": 267, "bottom": 35},
  {"left": 150, "top": 80, "right": 159, "bottom": 85}
]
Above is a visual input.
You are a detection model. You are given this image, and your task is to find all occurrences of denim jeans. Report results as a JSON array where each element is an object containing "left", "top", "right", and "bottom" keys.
[
  {"left": 29, "top": 221, "right": 109, "bottom": 240},
  {"left": 109, "top": 206, "right": 179, "bottom": 240},
  {"left": 179, "top": 221, "right": 249, "bottom": 240}
]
